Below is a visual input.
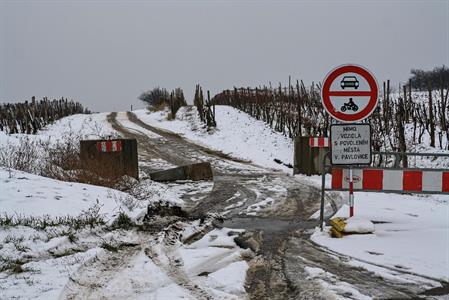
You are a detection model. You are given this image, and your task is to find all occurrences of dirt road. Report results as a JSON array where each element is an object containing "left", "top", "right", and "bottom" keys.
[{"left": 104, "top": 111, "right": 440, "bottom": 299}]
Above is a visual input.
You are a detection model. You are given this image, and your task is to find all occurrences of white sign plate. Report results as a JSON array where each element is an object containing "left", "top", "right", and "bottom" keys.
[{"left": 331, "top": 124, "right": 371, "bottom": 165}]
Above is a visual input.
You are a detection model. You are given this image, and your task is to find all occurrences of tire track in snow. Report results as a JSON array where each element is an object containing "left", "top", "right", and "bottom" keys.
[{"left": 144, "top": 222, "right": 214, "bottom": 300}]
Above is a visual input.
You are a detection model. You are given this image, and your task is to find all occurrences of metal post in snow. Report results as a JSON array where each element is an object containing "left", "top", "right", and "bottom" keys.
[
  {"left": 320, "top": 151, "right": 329, "bottom": 231},
  {"left": 320, "top": 158, "right": 326, "bottom": 231},
  {"left": 349, "top": 166, "right": 354, "bottom": 217}
]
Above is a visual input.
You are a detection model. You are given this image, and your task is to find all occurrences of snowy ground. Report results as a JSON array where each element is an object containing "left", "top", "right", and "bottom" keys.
[
  {"left": 1, "top": 104, "right": 449, "bottom": 298},
  {"left": 0, "top": 168, "right": 139, "bottom": 220},
  {"left": 0, "top": 212, "right": 249, "bottom": 299},
  {"left": 40, "top": 112, "right": 118, "bottom": 140},
  {"left": 302, "top": 174, "right": 449, "bottom": 282},
  {"left": 133, "top": 106, "right": 294, "bottom": 172},
  {"left": 0, "top": 111, "right": 249, "bottom": 299},
  {"left": 135, "top": 106, "right": 449, "bottom": 284}
]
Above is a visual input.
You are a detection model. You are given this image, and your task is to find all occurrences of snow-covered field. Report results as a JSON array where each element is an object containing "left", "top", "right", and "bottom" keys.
[{"left": 133, "top": 106, "right": 294, "bottom": 172}]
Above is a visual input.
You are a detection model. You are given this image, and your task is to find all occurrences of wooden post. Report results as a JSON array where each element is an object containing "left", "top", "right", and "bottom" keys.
[{"left": 429, "top": 83, "right": 435, "bottom": 147}]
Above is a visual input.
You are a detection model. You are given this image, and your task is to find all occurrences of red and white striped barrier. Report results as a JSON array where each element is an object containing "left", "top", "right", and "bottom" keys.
[
  {"left": 309, "top": 137, "right": 330, "bottom": 148},
  {"left": 332, "top": 168, "right": 449, "bottom": 193},
  {"left": 96, "top": 140, "right": 122, "bottom": 153}
]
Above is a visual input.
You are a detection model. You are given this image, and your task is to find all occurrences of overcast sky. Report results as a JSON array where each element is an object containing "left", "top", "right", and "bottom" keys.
[{"left": 1, "top": 0, "right": 448, "bottom": 112}]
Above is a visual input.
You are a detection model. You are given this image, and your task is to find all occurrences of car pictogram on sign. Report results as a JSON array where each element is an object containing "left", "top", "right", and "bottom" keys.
[{"left": 340, "top": 76, "right": 359, "bottom": 89}]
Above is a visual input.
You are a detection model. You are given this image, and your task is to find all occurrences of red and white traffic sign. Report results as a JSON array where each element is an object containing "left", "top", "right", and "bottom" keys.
[{"left": 321, "top": 64, "right": 378, "bottom": 122}]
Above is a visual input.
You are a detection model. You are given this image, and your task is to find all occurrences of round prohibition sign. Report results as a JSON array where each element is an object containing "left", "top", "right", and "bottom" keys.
[{"left": 321, "top": 65, "right": 378, "bottom": 122}]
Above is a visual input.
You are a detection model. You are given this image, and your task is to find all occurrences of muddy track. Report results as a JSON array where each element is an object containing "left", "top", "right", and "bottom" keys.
[
  {"left": 108, "top": 112, "right": 323, "bottom": 219},
  {"left": 108, "top": 112, "right": 269, "bottom": 177},
  {"left": 60, "top": 240, "right": 144, "bottom": 299},
  {"left": 108, "top": 111, "right": 441, "bottom": 299},
  {"left": 144, "top": 222, "right": 214, "bottom": 300},
  {"left": 126, "top": 111, "right": 252, "bottom": 164}
]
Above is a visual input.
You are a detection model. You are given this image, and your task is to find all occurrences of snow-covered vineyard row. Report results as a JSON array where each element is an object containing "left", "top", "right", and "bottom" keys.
[
  {"left": 0, "top": 97, "right": 90, "bottom": 135},
  {"left": 211, "top": 86, "right": 449, "bottom": 159}
]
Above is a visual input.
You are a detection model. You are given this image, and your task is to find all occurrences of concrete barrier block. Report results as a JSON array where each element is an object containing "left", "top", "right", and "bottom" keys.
[
  {"left": 150, "top": 162, "right": 213, "bottom": 182},
  {"left": 80, "top": 138, "right": 138, "bottom": 180},
  {"left": 185, "top": 162, "right": 213, "bottom": 181},
  {"left": 293, "top": 136, "right": 330, "bottom": 176}
]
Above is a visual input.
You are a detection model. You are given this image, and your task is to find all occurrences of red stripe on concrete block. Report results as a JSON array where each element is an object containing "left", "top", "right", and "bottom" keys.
[
  {"left": 318, "top": 138, "right": 325, "bottom": 147},
  {"left": 96, "top": 140, "right": 123, "bottom": 153},
  {"left": 403, "top": 170, "right": 422, "bottom": 192},
  {"left": 309, "top": 137, "right": 315, "bottom": 147},
  {"left": 362, "top": 169, "right": 383, "bottom": 190},
  {"left": 331, "top": 168, "right": 343, "bottom": 189},
  {"left": 309, "top": 137, "right": 330, "bottom": 148},
  {"left": 442, "top": 172, "right": 449, "bottom": 192}
]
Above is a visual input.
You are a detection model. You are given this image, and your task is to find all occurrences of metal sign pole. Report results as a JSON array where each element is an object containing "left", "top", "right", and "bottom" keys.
[
  {"left": 349, "top": 166, "right": 354, "bottom": 217},
  {"left": 320, "top": 151, "right": 328, "bottom": 231}
]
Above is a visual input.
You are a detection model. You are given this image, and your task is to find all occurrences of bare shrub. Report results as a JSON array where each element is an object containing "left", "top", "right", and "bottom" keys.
[
  {"left": 40, "top": 133, "right": 83, "bottom": 181},
  {"left": 0, "top": 137, "right": 45, "bottom": 174},
  {"left": 140, "top": 87, "right": 186, "bottom": 116},
  {"left": 139, "top": 87, "right": 170, "bottom": 107},
  {"left": 0, "top": 134, "right": 119, "bottom": 187}
]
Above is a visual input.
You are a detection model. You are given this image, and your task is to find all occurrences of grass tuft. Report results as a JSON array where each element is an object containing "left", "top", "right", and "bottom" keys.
[
  {"left": 110, "top": 212, "right": 135, "bottom": 230},
  {"left": 0, "top": 203, "right": 105, "bottom": 231},
  {"left": 101, "top": 242, "right": 119, "bottom": 252}
]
